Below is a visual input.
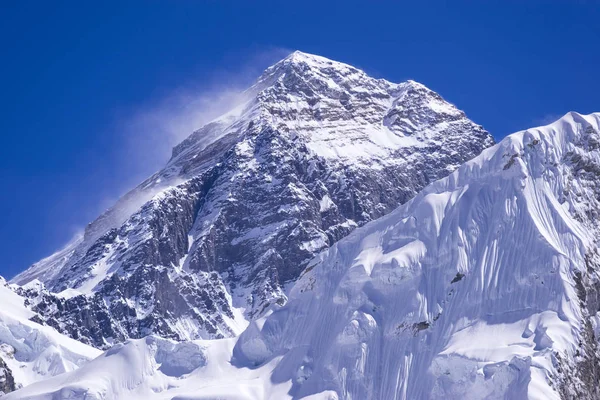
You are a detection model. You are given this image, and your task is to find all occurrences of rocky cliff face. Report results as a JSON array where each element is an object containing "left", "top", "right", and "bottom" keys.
[{"left": 12, "top": 52, "right": 494, "bottom": 349}]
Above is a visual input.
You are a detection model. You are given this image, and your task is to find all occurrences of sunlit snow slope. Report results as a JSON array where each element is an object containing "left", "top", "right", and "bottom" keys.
[
  {"left": 4, "top": 336, "right": 295, "bottom": 400},
  {"left": 8, "top": 113, "right": 600, "bottom": 399}
]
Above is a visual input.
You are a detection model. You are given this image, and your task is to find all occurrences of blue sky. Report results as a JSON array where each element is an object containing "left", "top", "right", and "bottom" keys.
[{"left": 1, "top": 1, "right": 599, "bottom": 278}]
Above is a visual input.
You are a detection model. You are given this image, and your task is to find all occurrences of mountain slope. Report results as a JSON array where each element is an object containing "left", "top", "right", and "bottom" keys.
[
  {"left": 0, "top": 277, "right": 101, "bottom": 396},
  {"left": 233, "top": 112, "right": 600, "bottom": 399},
  {"left": 9, "top": 112, "right": 600, "bottom": 400},
  {"left": 12, "top": 51, "right": 494, "bottom": 349}
]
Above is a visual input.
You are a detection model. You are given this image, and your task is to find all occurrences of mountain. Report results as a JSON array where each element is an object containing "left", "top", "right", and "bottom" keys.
[
  {"left": 0, "top": 277, "right": 100, "bottom": 396},
  {"left": 7, "top": 113, "right": 600, "bottom": 400},
  {"left": 231, "top": 112, "right": 600, "bottom": 399},
  {"left": 10, "top": 51, "right": 493, "bottom": 349},
  {"left": 8, "top": 112, "right": 599, "bottom": 400}
]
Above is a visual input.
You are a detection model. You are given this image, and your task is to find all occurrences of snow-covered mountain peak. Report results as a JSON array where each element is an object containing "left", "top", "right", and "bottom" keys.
[
  {"left": 239, "top": 52, "right": 483, "bottom": 166},
  {"left": 283, "top": 50, "right": 345, "bottom": 65},
  {"left": 9, "top": 52, "right": 493, "bottom": 352},
  {"left": 256, "top": 50, "right": 375, "bottom": 86},
  {"left": 168, "top": 52, "right": 485, "bottom": 172}
]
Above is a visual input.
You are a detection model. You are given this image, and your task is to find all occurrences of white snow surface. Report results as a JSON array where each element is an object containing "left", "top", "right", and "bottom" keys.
[
  {"left": 0, "top": 278, "right": 101, "bottom": 391},
  {"left": 5, "top": 336, "right": 296, "bottom": 400},
  {"left": 8, "top": 112, "right": 600, "bottom": 399}
]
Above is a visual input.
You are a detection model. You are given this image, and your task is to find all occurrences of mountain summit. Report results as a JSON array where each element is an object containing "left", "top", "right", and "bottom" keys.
[{"left": 11, "top": 51, "right": 493, "bottom": 349}]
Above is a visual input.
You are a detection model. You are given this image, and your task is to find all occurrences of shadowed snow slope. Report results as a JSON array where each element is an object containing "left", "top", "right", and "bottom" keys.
[{"left": 8, "top": 113, "right": 600, "bottom": 399}]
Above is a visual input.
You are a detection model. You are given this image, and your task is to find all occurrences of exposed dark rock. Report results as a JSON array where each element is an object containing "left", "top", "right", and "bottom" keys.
[
  {"left": 0, "top": 357, "right": 15, "bottom": 396},
  {"left": 450, "top": 273, "right": 465, "bottom": 284}
]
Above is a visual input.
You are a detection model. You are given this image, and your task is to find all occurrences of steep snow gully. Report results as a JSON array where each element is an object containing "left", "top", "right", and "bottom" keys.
[{"left": 1, "top": 51, "right": 599, "bottom": 400}]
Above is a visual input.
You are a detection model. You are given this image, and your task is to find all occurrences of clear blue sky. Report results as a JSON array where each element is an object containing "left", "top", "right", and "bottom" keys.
[{"left": 1, "top": 1, "right": 598, "bottom": 278}]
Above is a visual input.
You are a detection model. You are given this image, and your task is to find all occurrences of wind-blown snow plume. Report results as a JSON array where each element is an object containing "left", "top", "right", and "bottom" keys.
[{"left": 118, "top": 47, "right": 292, "bottom": 179}]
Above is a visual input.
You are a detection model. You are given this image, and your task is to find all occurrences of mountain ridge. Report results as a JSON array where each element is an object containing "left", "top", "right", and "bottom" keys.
[
  {"left": 10, "top": 51, "right": 493, "bottom": 350},
  {"left": 6, "top": 112, "right": 599, "bottom": 399}
]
